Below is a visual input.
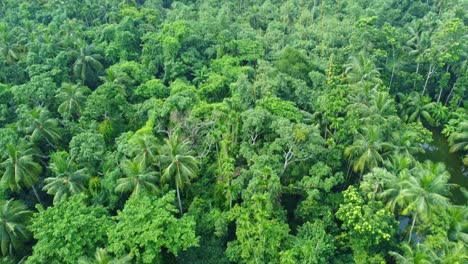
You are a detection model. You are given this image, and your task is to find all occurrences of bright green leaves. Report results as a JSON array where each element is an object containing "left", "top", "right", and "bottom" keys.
[
  {"left": 27, "top": 196, "right": 112, "bottom": 264},
  {"left": 337, "top": 186, "right": 397, "bottom": 263},
  {"left": 107, "top": 192, "right": 199, "bottom": 264}
]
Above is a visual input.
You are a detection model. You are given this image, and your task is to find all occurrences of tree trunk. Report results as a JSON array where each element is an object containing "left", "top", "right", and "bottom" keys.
[
  {"left": 422, "top": 64, "right": 436, "bottom": 96},
  {"left": 445, "top": 82, "right": 457, "bottom": 105},
  {"left": 413, "top": 62, "right": 419, "bottom": 88},
  {"left": 389, "top": 45, "right": 396, "bottom": 90},
  {"left": 176, "top": 181, "right": 183, "bottom": 215},
  {"left": 311, "top": 0, "right": 318, "bottom": 23},
  {"left": 32, "top": 185, "right": 43, "bottom": 207},
  {"left": 408, "top": 213, "right": 417, "bottom": 242}
]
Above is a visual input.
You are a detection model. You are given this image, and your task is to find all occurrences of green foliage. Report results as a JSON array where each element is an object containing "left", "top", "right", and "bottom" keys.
[
  {"left": 27, "top": 195, "right": 112, "bottom": 264},
  {"left": 44, "top": 151, "right": 89, "bottom": 204},
  {"left": 337, "top": 186, "right": 397, "bottom": 262},
  {"left": 226, "top": 195, "right": 290, "bottom": 264},
  {"left": 0, "top": 0, "right": 466, "bottom": 262},
  {"left": 69, "top": 132, "right": 106, "bottom": 168},
  {"left": 107, "top": 192, "right": 199, "bottom": 264},
  {"left": 0, "top": 199, "right": 32, "bottom": 256}
]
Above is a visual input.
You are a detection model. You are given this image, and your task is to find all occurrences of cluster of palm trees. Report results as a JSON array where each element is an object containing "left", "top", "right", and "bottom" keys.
[
  {"left": 360, "top": 160, "right": 465, "bottom": 262},
  {"left": 115, "top": 133, "right": 199, "bottom": 214},
  {"left": 0, "top": 132, "right": 198, "bottom": 257}
]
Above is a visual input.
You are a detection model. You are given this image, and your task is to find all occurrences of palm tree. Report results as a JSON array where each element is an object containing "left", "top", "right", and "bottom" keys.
[
  {"left": 345, "top": 52, "right": 382, "bottom": 91},
  {"left": 43, "top": 152, "right": 90, "bottom": 204},
  {"left": 0, "top": 199, "right": 32, "bottom": 256},
  {"left": 398, "top": 92, "right": 435, "bottom": 126},
  {"left": 128, "top": 134, "right": 159, "bottom": 167},
  {"left": 0, "top": 23, "right": 25, "bottom": 65},
  {"left": 396, "top": 161, "right": 453, "bottom": 242},
  {"left": 78, "top": 247, "right": 132, "bottom": 264},
  {"left": 115, "top": 159, "right": 158, "bottom": 196},
  {"left": 56, "top": 83, "right": 90, "bottom": 118},
  {"left": 0, "top": 144, "right": 42, "bottom": 203},
  {"left": 438, "top": 240, "right": 467, "bottom": 264},
  {"left": 448, "top": 121, "right": 468, "bottom": 165},
  {"left": 360, "top": 91, "right": 397, "bottom": 123},
  {"left": 360, "top": 167, "right": 398, "bottom": 199},
  {"left": 19, "top": 107, "right": 61, "bottom": 148},
  {"left": 72, "top": 41, "right": 104, "bottom": 84},
  {"left": 406, "top": 21, "right": 431, "bottom": 88},
  {"left": 160, "top": 134, "right": 199, "bottom": 214},
  {"left": 445, "top": 206, "right": 468, "bottom": 243},
  {"left": 345, "top": 126, "right": 394, "bottom": 173},
  {"left": 390, "top": 242, "right": 435, "bottom": 264}
]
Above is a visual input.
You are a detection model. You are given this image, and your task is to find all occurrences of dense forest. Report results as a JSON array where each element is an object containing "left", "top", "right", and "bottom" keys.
[{"left": 0, "top": 0, "right": 467, "bottom": 263}]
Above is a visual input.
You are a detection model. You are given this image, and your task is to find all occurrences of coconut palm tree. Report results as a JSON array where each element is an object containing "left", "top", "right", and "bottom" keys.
[
  {"left": 345, "top": 126, "right": 394, "bottom": 173},
  {"left": 56, "top": 83, "right": 90, "bottom": 118},
  {"left": 398, "top": 92, "right": 435, "bottom": 126},
  {"left": 448, "top": 121, "right": 468, "bottom": 165},
  {"left": 0, "top": 199, "right": 32, "bottom": 256},
  {"left": 390, "top": 242, "right": 435, "bottom": 264},
  {"left": 78, "top": 247, "right": 132, "bottom": 264},
  {"left": 128, "top": 134, "right": 159, "bottom": 167},
  {"left": 19, "top": 107, "right": 61, "bottom": 148},
  {"left": 72, "top": 41, "right": 104, "bottom": 84},
  {"left": 0, "top": 143, "right": 42, "bottom": 203},
  {"left": 360, "top": 167, "right": 398, "bottom": 200},
  {"left": 445, "top": 206, "right": 468, "bottom": 243},
  {"left": 43, "top": 152, "right": 90, "bottom": 204},
  {"left": 115, "top": 159, "right": 158, "bottom": 196},
  {"left": 345, "top": 52, "right": 382, "bottom": 91},
  {"left": 396, "top": 161, "right": 453, "bottom": 242},
  {"left": 159, "top": 134, "right": 198, "bottom": 214}
]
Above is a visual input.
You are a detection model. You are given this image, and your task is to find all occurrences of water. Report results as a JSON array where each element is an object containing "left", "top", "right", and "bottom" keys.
[{"left": 417, "top": 129, "right": 467, "bottom": 205}]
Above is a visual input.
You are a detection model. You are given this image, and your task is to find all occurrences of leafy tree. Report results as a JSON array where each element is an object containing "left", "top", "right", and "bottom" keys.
[
  {"left": 107, "top": 192, "right": 199, "bottom": 264},
  {"left": 27, "top": 195, "right": 112, "bottom": 264},
  {"left": 226, "top": 195, "right": 290, "bottom": 264},
  {"left": 336, "top": 186, "right": 397, "bottom": 263},
  {"left": 160, "top": 134, "right": 198, "bottom": 214},
  {"left": 280, "top": 220, "right": 336, "bottom": 264},
  {"left": 43, "top": 152, "right": 89, "bottom": 204},
  {"left": 0, "top": 199, "right": 32, "bottom": 256}
]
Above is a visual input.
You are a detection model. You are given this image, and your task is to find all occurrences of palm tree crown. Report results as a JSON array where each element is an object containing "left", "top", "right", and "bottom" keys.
[
  {"left": 0, "top": 199, "right": 32, "bottom": 256},
  {"left": 160, "top": 134, "right": 198, "bottom": 214},
  {"left": 43, "top": 152, "right": 90, "bottom": 204},
  {"left": 0, "top": 143, "right": 42, "bottom": 192},
  {"left": 115, "top": 159, "right": 158, "bottom": 196}
]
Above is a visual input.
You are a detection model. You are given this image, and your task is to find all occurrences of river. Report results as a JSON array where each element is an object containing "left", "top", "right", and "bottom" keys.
[{"left": 417, "top": 128, "right": 467, "bottom": 205}]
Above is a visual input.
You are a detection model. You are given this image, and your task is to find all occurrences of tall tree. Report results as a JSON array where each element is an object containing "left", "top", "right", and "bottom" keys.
[{"left": 160, "top": 134, "right": 198, "bottom": 214}]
